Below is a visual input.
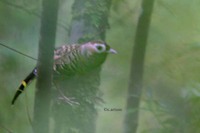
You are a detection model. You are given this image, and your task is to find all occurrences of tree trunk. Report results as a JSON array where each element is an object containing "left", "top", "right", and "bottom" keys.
[
  {"left": 123, "top": 0, "right": 155, "bottom": 133},
  {"left": 69, "top": 0, "right": 111, "bottom": 43},
  {"left": 52, "top": 0, "right": 112, "bottom": 133},
  {"left": 33, "top": 0, "right": 59, "bottom": 133}
]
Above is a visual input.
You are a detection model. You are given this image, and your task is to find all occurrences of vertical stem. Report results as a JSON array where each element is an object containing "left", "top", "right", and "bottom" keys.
[
  {"left": 33, "top": 0, "right": 59, "bottom": 133},
  {"left": 123, "top": 0, "right": 155, "bottom": 133}
]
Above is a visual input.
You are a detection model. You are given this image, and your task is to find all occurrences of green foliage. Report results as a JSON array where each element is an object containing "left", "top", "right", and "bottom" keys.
[{"left": 141, "top": 83, "right": 200, "bottom": 133}]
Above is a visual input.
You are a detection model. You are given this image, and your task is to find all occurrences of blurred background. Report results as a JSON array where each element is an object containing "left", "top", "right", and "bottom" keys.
[{"left": 1, "top": 0, "right": 200, "bottom": 133}]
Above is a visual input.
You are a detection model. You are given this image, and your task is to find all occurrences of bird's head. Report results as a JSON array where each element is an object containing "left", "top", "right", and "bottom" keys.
[{"left": 81, "top": 41, "right": 117, "bottom": 56}]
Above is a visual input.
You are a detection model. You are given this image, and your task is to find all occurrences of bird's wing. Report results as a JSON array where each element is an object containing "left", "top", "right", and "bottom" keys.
[{"left": 53, "top": 44, "right": 80, "bottom": 70}]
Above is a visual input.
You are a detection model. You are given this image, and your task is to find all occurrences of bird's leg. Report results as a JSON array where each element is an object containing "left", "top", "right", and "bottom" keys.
[{"left": 53, "top": 82, "right": 80, "bottom": 106}]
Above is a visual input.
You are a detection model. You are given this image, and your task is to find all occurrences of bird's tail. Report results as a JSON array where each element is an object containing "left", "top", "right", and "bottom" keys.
[{"left": 11, "top": 68, "right": 37, "bottom": 105}]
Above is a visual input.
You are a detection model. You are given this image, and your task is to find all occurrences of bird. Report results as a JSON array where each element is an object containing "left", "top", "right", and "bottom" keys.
[{"left": 11, "top": 41, "right": 117, "bottom": 105}]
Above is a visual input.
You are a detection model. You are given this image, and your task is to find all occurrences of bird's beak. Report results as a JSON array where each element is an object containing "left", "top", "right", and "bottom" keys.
[{"left": 107, "top": 48, "right": 117, "bottom": 54}]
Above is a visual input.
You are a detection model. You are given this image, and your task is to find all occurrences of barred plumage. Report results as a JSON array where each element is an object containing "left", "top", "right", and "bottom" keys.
[{"left": 11, "top": 41, "right": 117, "bottom": 105}]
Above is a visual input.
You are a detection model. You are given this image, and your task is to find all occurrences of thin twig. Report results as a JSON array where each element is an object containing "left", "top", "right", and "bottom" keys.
[
  {"left": 0, "top": 0, "right": 40, "bottom": 16},
  {"left": 0, "top": 41, "right": 81, "bottom": 62},
  {"left": 0, "top": 42, "right": 37, "bottom": 61},
  {"left": 24, "top": 91, "right": 34, "bottom": 133},
  {"left": 0, "top": 123, "right": 13, "bottom": 133},
  {"left": 0, "top": 0, "right": 69, "bottom": 31}
]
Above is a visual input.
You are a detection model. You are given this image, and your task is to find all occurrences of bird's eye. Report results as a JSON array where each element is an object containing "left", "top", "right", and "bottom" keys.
[
  {"left": 94, "top": 44, "right": 106, "bottom": 53},
  {"left": 96, "top": 45, "right": 103, "bottom": 51}
]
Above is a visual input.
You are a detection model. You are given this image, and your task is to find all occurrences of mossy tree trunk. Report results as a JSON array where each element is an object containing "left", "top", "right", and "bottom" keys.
[
  {"left": 33, "top": 0, "right": 59, "bottom": 133},
  {"left": 123, "top": 0, "right": 155, "bottom": 133},
  {"left": 69, "top": 0, "right": 111, "bottom": 43},
  {"left": 52, "top": 0, "right": 112, "bottom": 133}
]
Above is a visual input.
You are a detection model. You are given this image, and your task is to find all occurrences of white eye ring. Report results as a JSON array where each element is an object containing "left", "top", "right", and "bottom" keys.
[{"left": 94, "top": 44, "right": 106, "bottom": 53}]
